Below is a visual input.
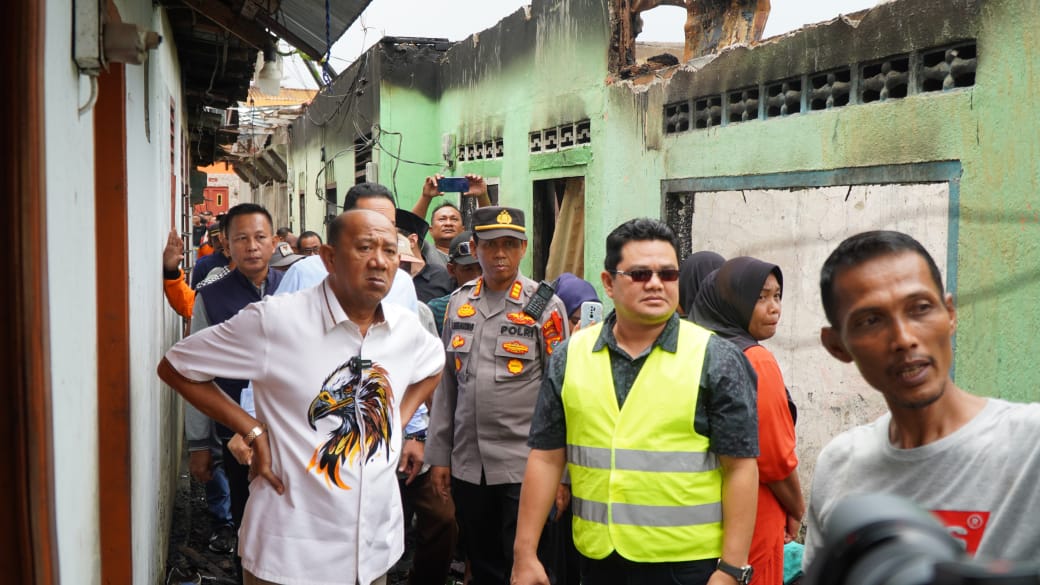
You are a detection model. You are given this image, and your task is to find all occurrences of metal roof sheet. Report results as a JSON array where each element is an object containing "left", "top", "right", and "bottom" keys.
[{"left": 274, "top": 0, "right": 372, "bottom": 59}]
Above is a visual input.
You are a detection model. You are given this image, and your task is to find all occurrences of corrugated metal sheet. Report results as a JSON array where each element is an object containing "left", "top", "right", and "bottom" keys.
[
  {"left": 162, "top": 0, "right": 369, "bottom": 165},
  {"left": 276, "top": 0, "right": 373, "bottom": 59},
  {"left": 247, "top": 87, "right": 318, "bottom": 106}
]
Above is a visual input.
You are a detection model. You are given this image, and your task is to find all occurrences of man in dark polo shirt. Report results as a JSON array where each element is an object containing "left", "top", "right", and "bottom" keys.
[
  {"left": 397, "top": 208, "right": 453, "bottom": 303},
  {"left": 186, "top": 202, "right": 282, "bottom": 536}
]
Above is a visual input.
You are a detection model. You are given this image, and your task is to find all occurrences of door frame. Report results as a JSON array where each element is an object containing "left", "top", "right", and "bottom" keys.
[{"left": 0, "top": 0, "right": 58, "bottom": 582}]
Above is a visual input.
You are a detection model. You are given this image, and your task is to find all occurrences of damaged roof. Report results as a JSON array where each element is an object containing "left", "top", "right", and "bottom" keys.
[{"left": 160, "top": 0, "right": 373, "bottom": 165}]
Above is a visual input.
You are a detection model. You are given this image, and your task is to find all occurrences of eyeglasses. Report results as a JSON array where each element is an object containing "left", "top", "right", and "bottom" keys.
[{"left": 611, "top": 268, "right": 681, "bottom": 282}]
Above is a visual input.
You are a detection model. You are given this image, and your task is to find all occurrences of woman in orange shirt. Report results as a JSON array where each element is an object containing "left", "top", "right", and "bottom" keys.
[{"left": 692, "top": 256, "right": 803, "bottom": 585}]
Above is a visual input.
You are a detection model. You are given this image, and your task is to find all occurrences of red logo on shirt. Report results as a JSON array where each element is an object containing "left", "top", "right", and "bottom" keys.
[{"left": 931, "top": 510, "right": 990, "bottom": 554}]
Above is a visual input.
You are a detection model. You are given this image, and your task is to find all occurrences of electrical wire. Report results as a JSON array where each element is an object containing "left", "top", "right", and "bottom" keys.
[{"left": 77, "top": 75, "right": 99, "bottom": 117}]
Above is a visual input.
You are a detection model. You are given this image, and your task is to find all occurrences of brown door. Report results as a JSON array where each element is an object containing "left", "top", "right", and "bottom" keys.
[{"left": 0, "top": 0, "right": 58, "bottom": 583}]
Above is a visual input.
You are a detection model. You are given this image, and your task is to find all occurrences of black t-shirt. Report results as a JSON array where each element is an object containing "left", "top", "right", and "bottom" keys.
[{"left": 413, "top": 263, "right": 454, "bottom": 303}]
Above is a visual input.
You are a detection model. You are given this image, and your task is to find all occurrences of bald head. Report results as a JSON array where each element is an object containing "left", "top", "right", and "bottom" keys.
[
  {"left": 328, "top": 209, "right": 394, "bottom": 248},
  {"left": 322, "top": 209, "right": 400, "bottom": 312}
]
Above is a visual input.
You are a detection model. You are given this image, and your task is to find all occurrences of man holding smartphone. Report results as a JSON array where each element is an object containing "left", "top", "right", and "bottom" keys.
[
  {"left": 426, "top": 206, "right": 570, "bottom": 585},
  {"left": 412, "top": 174, "right": 492, "bottom": 268}
]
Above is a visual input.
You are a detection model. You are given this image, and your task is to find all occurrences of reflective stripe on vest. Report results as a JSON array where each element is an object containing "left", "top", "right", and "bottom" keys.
[
  {"left": 571, "top": 496, "right": 722, "bottom": 527},
  {"left": 568, "top": 445, "right": 718, "bottom": 473},
  {"left": 561, "top": 321, "right": 723, "bottom": 563}
]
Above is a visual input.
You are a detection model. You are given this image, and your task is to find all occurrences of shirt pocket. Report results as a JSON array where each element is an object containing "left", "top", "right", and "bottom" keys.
[
  {"left": 446, "top": 332, "right": 473, "bottom": 375},
  {"left": 493, "top": 334, "right": 537, "bottom": 382}
]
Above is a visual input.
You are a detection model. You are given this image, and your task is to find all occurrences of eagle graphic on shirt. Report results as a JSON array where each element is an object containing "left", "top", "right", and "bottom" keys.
[{"left": 306, "top": 361, "right": 394, "bottom": 490}]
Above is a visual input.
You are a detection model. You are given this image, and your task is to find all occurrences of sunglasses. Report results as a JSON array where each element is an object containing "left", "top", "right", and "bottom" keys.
[{"left": 612, "top": 268, "right": 681, "bottom": 282}]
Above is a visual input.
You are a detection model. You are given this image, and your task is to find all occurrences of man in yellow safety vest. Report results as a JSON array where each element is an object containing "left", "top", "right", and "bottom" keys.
[{"left": 512, "top": 218, "right": 761, "bottom": 585}]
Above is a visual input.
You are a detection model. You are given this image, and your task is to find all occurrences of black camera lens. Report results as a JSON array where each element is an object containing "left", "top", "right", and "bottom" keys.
[{"left": 806, "top": 494, "right": 962, "bottom": 585}]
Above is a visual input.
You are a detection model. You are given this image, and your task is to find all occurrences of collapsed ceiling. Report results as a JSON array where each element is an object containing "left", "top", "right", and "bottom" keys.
[{"left": 160, "top": 0, "right": 372, "bottom": 166}]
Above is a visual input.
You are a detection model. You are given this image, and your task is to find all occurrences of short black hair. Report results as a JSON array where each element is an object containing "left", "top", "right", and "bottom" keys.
[
  {"left": 603, "top": 218, "right": 679, "bottom": 272},
  {"left": 298, "top": 230, "right": 322, "bottom": 244},
  {"left": 222, "top": 203, "right": 273, "bottom": 236},
  {"left": 432, "top": 201, "right": 460, "bottom": 216},
  {"left": 276, "top": 226, "right": 292, "bottom": 238},
  {"left": 343, "top": 182, "right": 395, "bottom": 211},
  {"left": 327, "top": 214, "right": 347, "bottom": 247},
  {"left": 820, "top": 230, "right": 945, "bottom": 327}
]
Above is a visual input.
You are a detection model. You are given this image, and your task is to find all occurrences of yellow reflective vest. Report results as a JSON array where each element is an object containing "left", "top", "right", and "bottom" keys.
[{"left": 561, "top": 320, "right": 723, "bottom": 562}]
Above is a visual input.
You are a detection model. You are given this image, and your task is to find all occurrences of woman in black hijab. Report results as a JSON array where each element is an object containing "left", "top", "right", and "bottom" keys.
[
  {"left": 691, "top": 256, "right": 803, "bottom": 585},
  {"left": 678, "top": 251, "right": 725, "bottom": 318}
]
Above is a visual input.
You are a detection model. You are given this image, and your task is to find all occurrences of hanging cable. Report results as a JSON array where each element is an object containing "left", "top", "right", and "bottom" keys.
[{"left": 322, "top": 0, "right": 333, "bottom": 86}]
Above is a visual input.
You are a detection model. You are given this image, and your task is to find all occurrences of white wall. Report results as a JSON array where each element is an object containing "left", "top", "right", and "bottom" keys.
[
  {"left": 690, "top": 183, "right": 950, "bottom": 492},
  {"left": 121, "top": 4, "right": 186, "bottom": 584},
  {"left": 44, "top": 1, "right": 101, "bottom": 583},
  {"left": 44, "top": 1, "right": 186, "bottom": 583}
]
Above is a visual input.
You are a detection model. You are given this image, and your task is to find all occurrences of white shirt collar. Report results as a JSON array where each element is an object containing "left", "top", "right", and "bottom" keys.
[{"left": 320, "top": 279, "right": 399, "bottom": 333}]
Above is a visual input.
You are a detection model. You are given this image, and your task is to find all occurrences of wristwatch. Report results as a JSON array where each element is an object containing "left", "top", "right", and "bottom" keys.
[{"left": 716, "top": 559, "right": 753, "bottom": 585}]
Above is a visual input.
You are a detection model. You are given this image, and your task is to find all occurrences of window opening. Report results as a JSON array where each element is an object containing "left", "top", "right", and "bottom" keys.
[
  {"left": 354, "top": 134, "right": 372, "bottom": 184},
  {"left": 532, "top": 177, "right": 585, "bottom": 282}
]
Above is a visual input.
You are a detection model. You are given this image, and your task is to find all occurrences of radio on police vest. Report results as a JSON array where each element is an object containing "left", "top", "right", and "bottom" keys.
[{"left": 522, "top": 281, "right": 556, "bottom": 320}]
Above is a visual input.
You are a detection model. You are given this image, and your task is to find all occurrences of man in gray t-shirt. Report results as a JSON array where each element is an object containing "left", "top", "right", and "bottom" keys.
[{"left": 806, "top": 230, "right": 1040, "bottom": 567}]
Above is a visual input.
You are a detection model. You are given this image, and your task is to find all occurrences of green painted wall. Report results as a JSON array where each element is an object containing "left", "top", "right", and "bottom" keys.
[
  {"left": 413, "top": 0, "right": 614, "bottom": 282},
  {"left": 376, "top": 85, "right": 443, "bottom": 207},
  {"left": 289, "top": 0, "right": 1040, "bottom": 401},
  {"left": 958, "top": 0, "right": 1040, "bottom": 401}
]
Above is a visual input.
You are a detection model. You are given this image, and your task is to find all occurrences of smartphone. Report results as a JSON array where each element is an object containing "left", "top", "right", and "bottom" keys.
[
  {"left": 579, "top": 301, "right": 604, "bottom": 329},
  {"left": 437, "top": 176, "right": 470, "bottom": 193}
]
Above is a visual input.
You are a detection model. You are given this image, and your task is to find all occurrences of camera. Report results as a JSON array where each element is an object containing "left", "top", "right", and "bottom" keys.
[{"left": 804, "top": 494, "right": 1040, "bottom": 585}]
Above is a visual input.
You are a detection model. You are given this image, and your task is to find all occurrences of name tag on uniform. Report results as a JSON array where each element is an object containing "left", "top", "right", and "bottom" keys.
[{"left": 451, "top": 321, "right": 475, "bottom": 331}]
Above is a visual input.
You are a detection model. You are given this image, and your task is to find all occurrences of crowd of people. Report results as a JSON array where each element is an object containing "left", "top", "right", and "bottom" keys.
[{"left": 158, "top": 180, "right": 1040, "bottom": 585}]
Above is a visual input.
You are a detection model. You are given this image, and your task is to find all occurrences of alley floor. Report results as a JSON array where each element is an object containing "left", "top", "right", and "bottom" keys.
[{"left": 164, "top": 457, "right": 466, "bottom": 585}]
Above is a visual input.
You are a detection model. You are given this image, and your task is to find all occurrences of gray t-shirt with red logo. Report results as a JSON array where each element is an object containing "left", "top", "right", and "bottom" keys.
[{"left": 804, "top": 398, "right": 1040, "bottom": 567}]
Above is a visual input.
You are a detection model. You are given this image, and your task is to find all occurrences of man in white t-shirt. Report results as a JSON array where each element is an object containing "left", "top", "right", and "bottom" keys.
[
  {"left": 158, "top": 209, "right": 445, "bottom": 585},
  {"left": 804, "top": 230, "right": 1040, "bottom": 571}
]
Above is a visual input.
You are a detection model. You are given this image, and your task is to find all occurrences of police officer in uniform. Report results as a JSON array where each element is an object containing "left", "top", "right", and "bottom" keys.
[{"left": 427, "top": 206, "right": 569, "bottom": 585}]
